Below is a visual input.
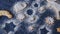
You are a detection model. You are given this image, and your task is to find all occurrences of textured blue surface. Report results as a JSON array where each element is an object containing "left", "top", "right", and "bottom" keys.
[{"left": 0, "top": 0, "right": 60, "bottom": 34}]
